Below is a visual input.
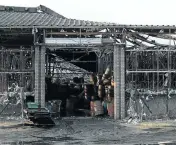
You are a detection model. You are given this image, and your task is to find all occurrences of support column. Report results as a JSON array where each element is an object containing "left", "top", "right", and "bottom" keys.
[
  {"left": 34, "top": 45, "right": 46, "bottom": 107},
  {"left": 120, "top": 47, "right": 125, "bottom": 119},
  {"left": 114, "top": 44, "right": 121, "bottom": 119},
  {"left": 40, "top": 46, "right": 46, "bottom": 107},
  {"left": 114, "top": 44, "right": 126, "bottom": 119},
  {"left": 35, "top": 46, "right": 40, "bottom": 105}
]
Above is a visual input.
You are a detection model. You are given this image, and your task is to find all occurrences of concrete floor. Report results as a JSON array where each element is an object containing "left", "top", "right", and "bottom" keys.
[{"left": 0, "top": 117, "right": 176, "bottom": 145}]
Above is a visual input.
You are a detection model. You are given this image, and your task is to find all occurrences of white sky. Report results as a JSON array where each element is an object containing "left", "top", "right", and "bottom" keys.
[{"left": 1, "top": 0, "right": 176, "bottom": 25}]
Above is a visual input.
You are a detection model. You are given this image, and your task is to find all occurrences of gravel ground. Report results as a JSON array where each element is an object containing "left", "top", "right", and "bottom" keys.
[{"left": 0, "top": 117, "right": 176, "bottom": 145}]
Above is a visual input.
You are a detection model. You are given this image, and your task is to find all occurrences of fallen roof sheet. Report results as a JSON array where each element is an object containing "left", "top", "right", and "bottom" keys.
[{"left": 52, "top": 55, "right": 90, "bottom": 83}]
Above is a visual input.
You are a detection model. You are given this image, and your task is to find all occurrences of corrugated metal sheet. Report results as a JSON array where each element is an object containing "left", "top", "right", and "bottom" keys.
[
  {"left": 0, "top": 10, "right": 116, "bottom": 28},
  {"left": 45, "top": 38, "right": 102, "bottom": 45},
  {"left": 52, "top": 56, "right": 90, "bottom": 83},
  {"left": 0, "top": 5, "right": 65, "bottom": 18},
  {"left": 0, "top": 5, "right": 175, "bottom": 29}
]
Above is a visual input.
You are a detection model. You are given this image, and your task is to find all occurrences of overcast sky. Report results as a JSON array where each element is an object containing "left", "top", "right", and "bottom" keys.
[{"left": 1, "top": 0, "right": 176, "bottom": 25}]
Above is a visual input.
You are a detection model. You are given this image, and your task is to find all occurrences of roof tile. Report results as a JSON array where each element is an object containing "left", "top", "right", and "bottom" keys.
[
  {"left": 0, "top": 10, "right": 116, "bottom": 28},
  {"left": 0, "top": 5, "right": 176, "bottom": 30}
]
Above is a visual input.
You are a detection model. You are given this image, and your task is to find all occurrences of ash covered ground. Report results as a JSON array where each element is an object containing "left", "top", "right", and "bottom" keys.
[{"left": 0, "top": 117, "right": 176, "bottom": 145}]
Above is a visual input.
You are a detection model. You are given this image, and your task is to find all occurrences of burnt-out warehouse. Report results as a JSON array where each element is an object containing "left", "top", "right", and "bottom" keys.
[
  {"left": 1, "top": 2, "right": 176, "bottom": 145},
  {"left": 1, "top": 4, "right": 176, "bottom": 124}
]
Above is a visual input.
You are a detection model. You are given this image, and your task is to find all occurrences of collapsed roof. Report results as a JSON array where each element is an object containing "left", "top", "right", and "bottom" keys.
[{"left": 50, "top": 55, "right": 90, "bottom": 83}]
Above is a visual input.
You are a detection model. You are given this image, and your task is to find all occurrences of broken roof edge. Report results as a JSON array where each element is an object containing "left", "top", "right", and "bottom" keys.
[
  {"left": 38, "top": 5, "right": 66, "bottom": 18},
  {"left": 0, "top": 5, "right": 175, "bottom": 30},
  {"left": 0, "top": 4, "right": 66, "bottom": 18},
  {"left": 1, "top": 25, "right": 176, "bottom": 30}
]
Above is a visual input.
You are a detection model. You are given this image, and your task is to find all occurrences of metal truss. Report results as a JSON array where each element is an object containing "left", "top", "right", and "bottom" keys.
[
  {"left": 124, "top": 28, "right": 176, "bottom": 94},
  {"left": 0, "top": 46, "right": 35, "bottom": 93}
]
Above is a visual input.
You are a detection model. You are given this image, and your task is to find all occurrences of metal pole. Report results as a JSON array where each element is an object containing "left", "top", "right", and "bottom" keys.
[
  {"left": 152, "top": 52, "right": 155, "bottom": 90},
  {"left": 166, "top": 29, "right": 171, "bottom": 117},
  {"left": 46, "top": 51, "right": 49, "bottom": 75},
  {"left": 157, "top": 50, "right": 159, "bottom": 93},
  {"left": 79, "top": 28, "right": 81, "bottom": 44},
  {"left": 20, "top": 87, "right": 24, "bottom": 125}
]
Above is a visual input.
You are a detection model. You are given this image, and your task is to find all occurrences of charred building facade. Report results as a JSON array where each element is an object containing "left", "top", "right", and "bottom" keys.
[{"left": 0, "top": 5, "right": 176, "bottom": 120}]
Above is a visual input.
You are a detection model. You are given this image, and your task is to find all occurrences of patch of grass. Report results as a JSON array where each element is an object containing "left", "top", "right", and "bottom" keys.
[{"left": 137, "top": 122, "right": 172, "bottom": 129}]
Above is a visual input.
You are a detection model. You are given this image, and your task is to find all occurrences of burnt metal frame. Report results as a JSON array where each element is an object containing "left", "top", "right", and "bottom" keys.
[
  {"left": 1, "top": 24, "right": 176, "bottom": 119},
  {"left": 123, "top": 28, "right": 176, "bottom": 118},
  {"left": 125, "top": 28, "right": 175, "bottom": 91},
  {"left": 0, "top": 46, "right": 34, "bottom": 94}
]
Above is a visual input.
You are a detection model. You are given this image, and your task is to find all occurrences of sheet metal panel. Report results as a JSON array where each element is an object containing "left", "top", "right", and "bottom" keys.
[
  {"left": 45, "top": 38, "right": 102, "bottom": 45},
  {"left": 0, "top": 11, "right": 116, "bottom": 28},
  {"left": 0, "top": 5, "right": 175, "bottom": 29}
]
